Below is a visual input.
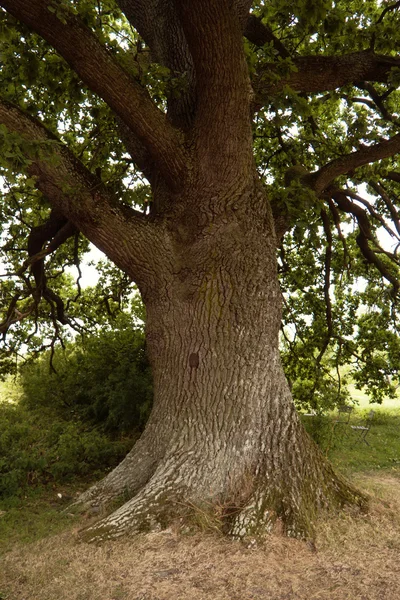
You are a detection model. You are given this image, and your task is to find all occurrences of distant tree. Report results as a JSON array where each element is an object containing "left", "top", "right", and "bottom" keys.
[{"left": 1, "top": 0, "right": 400, "bottom": 541}]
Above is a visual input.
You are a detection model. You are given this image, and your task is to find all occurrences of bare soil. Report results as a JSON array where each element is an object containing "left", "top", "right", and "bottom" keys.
[{"left": 1, "top": 473, "right": 400, "bottom": 600}]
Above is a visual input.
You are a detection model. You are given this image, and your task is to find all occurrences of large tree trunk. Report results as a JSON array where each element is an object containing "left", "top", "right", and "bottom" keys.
[{"left": 76, "top": 176, "right": 365, "bottom": 543}]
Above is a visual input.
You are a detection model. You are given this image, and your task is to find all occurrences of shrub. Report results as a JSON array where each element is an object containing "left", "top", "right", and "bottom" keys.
[
  {"left": 0, "top": 401, "right": 133, "bottom": 499},
  {"left": 0, "top": 316, "right": 153, "bottom": 500},
  {"left": 19, "top": 316, "right": 153, "bottom": 435}
]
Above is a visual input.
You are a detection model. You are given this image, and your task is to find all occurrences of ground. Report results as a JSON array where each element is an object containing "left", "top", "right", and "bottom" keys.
[
  {"left": 1, "top": 475, "right": 400, "bottom": 599},
  {"left": 1, "top": 396, "right": 400, "bottom": 600}
]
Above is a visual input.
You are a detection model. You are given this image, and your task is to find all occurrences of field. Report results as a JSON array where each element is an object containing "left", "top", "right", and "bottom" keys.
[{"left": 1, "top": 383, "right": 400, "bottom": 600}]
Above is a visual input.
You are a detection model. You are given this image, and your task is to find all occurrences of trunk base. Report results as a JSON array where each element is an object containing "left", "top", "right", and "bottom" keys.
[{"left": 77, "top": 440, "right": 367, "bottom": 544}]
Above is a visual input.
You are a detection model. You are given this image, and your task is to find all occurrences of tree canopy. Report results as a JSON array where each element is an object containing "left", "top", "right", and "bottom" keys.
[{"left": 1, "top": 1, "right": 400, "bottom": 407}]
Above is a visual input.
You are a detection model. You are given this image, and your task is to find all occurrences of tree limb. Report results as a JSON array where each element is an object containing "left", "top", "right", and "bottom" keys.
[
  {"left": 305, "top": 134, "right": 400, "bottom": 194},
  {"left": 316, "top": 209, "right": 333, "bottom": 365},
  {"left": 244, "top": 14, "right": 291, "bottom": 58},
  {"left": 330, "top": 189, "right": 400, "bottom": 295},
  {"left": 0, "top": 99, "right": 171, "bottom": 292},
  {"left": 344, "top": 189, "right": 400, "bottom": 242},
  {"left": 115, "top": 0, "right": 196, "bottom": 130},
  {"left": 174, "top": 0, "right": 253, "bottom": 181},
  {"left": 356, "top": 82, "right": 400, "bottom": 126},
  {"left": 253, "top": 51, "right": 400, "bottom": 103},
  {"left": 0, "top": 0, "right": 188, "bottom": 190},
  {"left": 369, "top": 180, "right": 400, "bottom": 237},
  {"left": 385, "top": 171, "right": 400, "bottom": 183}
]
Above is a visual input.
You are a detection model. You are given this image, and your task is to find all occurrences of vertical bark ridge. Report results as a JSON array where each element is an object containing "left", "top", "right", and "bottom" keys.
[{"left": 76, "top": 181, "right": 365, "bottom": 544}]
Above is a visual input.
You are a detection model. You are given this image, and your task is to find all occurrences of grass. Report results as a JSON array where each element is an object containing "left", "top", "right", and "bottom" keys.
[
  {"left": 301, "top": 386, "right": 400, "bottom": 477},
  {"left": 0, "top": 484, "right": 83, "bottom": 556},
  {"left": 328, "top": 409, "right": 400, "bottom": 475}
]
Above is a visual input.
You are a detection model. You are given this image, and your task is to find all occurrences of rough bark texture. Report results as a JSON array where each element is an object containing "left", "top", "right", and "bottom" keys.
[{"left": 76, "top": 177, "right": 365, "bottom": 543}]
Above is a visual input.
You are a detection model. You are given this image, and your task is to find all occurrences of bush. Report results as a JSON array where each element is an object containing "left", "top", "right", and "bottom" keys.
[
  {"left": 0, "top": 316, "right": 153, "bottom": 501},
  {"left": 0, "top": 401, "right": 133, "bottom": 499},
  {"left": 20, "top": 316, "right": 153, "bottom": 435}
]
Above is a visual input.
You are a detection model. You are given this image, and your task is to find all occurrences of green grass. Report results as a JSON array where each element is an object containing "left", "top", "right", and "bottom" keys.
[
  {"left": 302, "top": 404, "right": 400, "bottom": 478},
  {"left": 0, "top": 485, "right": 82, "bottom": 556},
  {"left": 0, "top": 377, "right": 22, "bottom": 404},
  {"left": 329, "top": 386, "right": 400, "bottom": 475},
  {"left": 329, "top": 408, "right": 400, "bottom": 476}
]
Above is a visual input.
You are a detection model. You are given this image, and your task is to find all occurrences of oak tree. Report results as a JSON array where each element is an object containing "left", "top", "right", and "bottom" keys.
[{"left": 1, "top": 0, "right": 400, "bottom": 541}]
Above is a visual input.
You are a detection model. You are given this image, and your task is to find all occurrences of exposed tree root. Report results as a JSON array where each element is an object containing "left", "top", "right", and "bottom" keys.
[
  {"left": 229, "top": 467, "right": 366, "bottom": 541},
  {"left": 77, "top": 445, "right": 367, "bottom": 544},
  {"left": 71, "top": 427, "right": 165, "bottom": 512},
  {"left": 78, "top": 463, "right": 184, "bottom": 542}
]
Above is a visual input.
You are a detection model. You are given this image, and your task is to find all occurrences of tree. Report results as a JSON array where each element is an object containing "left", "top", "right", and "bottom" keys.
[{"left": 1, "top": 0, "right": 400, "bottom": 542}]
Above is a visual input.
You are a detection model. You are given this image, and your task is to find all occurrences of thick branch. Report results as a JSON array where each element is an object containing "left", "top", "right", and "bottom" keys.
[
  {"left": 344, "top": 189, "right": 400, "bottom": 241},
  {"left": 0, "top": 0, "right": 188, "bottom": 190},
  {"left": 385, "top": 171, "right": 400, "bottom": 183},
  {"left": 0, "top": 100, "right": 170, "bottom": 292},
  {"left": 115, "top": 0, "right": 196, "bottom": 130},
  {"left": 116, "top": 0, "right": 255, "bottom": 130},
  {"left": 306, "top": 134, "right": 400, "bottom": 194},
  {"left": 254, "top": 51, "right": 400, "bottom": 103},
  {"left": 175, "top": 0, "right": 253, "bottom": 180}
]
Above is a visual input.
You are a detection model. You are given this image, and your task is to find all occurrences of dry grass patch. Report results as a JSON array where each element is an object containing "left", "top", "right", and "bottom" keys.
[{"left": 1, "top": 473, "right": 400, "bottom": 600}]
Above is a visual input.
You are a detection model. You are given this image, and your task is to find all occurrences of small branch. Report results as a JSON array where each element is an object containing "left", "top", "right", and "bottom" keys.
[
  {"left": 376, "top": 0, "right": 400, "bottom": 25},
  {"left": 331, "top": 188, "right": 400, "bottom": 295},
  {"left": 327, "top": 198, "right": 349, "bottom": 268},
  {"left": 369, "top": 181, "right": 400, "bottom": 237},
  {"left": 370, "top": 1, "right": 400, "bottom": 49},
  {"left": 316, "top": 209, "right": 333, "bottom": 365},
  {"left": 306, "top": 133, "right": 400, "bottom": 194},
  {"left": 0, "top": 293, "right": 36, "bottom": 336},
  {"left": 357, "top": 82, "right": 400, "bottom": 127}
]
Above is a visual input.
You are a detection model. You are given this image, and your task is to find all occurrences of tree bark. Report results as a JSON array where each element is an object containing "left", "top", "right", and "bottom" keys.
[{"left": 77, "top": 176, "right": 365, "bottom": 543}]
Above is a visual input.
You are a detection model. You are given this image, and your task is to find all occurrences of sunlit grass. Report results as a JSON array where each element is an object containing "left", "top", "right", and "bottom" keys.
[
  {"left": 347, "top": 383, "right": 400, "bottom": 412},
  {"left": 0, "top": 377, "right": 22, "bottom": 405}
]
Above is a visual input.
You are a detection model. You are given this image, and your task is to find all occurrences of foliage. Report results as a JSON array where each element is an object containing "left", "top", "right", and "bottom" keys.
[
  {"left": 19, "top": 314, "right": 153, "bottom": 434},
  {"left": 0, "top": 313, "right": 152, "bottom": 501},
  {"left": 0, "top": 399, "right": 134, "bottom": 500}
]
